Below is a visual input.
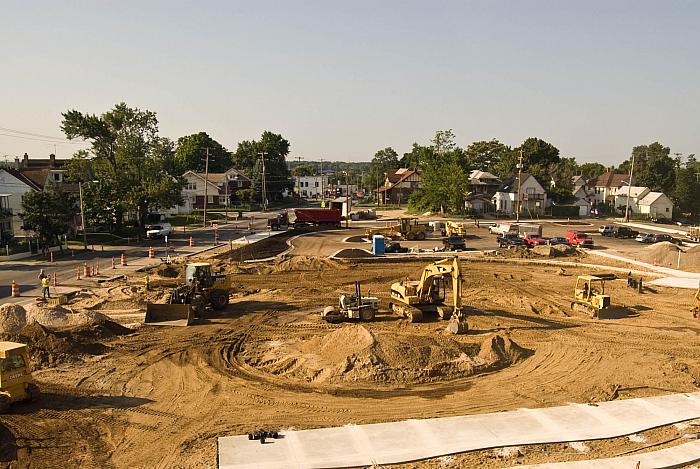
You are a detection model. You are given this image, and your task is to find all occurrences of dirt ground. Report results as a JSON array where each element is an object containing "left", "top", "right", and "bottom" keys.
[{"left": 1, "top": 254, "right": 699, "bottom": 468}]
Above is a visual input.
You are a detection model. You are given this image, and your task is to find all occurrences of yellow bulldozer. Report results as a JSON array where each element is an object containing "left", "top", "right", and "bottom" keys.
[
  {"left": 145, "top": 262, "right": 235, "bottom": 326},
  {"left": 388, "top": 257, "right": 468, "bottom": 334},
  {"left": 571, "top": 275, "right": 611, "bottom": 318},
  {"left": 0, "top": 342, "right": 40, "bottom": 413},
  {"left": 692, "top": 286, "right": 700, "bottom": 319},
  {"left": 445, "top": 221, "right": 467, "bottom": 237},
  {"left": 365, "top": 217, "right": 428, "bottom": 241}
]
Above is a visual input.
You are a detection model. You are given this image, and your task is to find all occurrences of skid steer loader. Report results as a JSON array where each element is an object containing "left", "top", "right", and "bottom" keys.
[
  {"left": 145, "top": 263, "right": 234, "bottom": 326},
  {"left": 322, "top": 281, "right": 379, "bottom": 323}
]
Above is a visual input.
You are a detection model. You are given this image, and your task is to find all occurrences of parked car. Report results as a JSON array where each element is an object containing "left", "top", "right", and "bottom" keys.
[
  {"left": 598, "top": 225, "right": 615, "bottom": 235},
  {"left": 385, "top": 241, "right": 409, "bottom": 253},
  {"left": 651, "top": 234, "right": 683, "bottom": 245},
  {"left": 497, "top": 234, "right": 528, "bottom": 248},
  {"left": 146, "top": 223, "right": 173, "bottom": 239},
  {"left": 636, "top": 233, "right": 655, "bottom": 243},
  {"left": 548, "top": 237, "right": 571, "bottom": 246},
  {"left": 609, "top": 226, "right": 639, "bottom": 239},
  {"left": 522, "top": 234, "right": 549, "bottom": 247},
  {"left": 675, "top": 219, "right": 693, "bottom": 227},
  {"left": 489, "top": 223, "right": 519, "bottom": 235},
  {"left": 565, "top": 231, "right": 594, "bottom": 248},
  {"left": 443, "top": 235, "right": 466, "bottom": 251},
  {"left": 652, "top": 217, "right": 674, "bottom": 224}
]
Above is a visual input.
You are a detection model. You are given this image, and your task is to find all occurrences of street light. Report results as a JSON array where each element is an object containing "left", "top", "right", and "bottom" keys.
[{"left": 78, "top": 180, "right": 98, "bottom": 250}]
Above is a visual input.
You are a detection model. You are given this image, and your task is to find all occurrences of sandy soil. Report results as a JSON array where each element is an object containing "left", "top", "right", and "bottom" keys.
[{"left": 1, "top": 257, "right": 699, "bottom": 468}]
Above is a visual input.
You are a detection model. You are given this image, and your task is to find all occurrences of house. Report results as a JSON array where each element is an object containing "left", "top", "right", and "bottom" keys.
[
  {"left": 0, "top": 168, "right": 42, "bottom": 235},
  {"left": 0, "top": 194, "right": 13, "bottom": 245},
  {"left": 465, "top": 170, "right": 500, "bottom": 214},
  {"left": 590, "top": 171, "right": 628, "bottom": 205},
  {"left": 295, "top": 175, "right": 329, "bottom": 198},
  {"left": 172, "top": 169, "right": 251, "bottom": 215},
  {"left": 376, "top": 168, "right": 422, "bottom": 204},
  {"left": 637, "top": 192, "right": 674, "bottom": 219},
  {"left": 571, "top": 176, "right": 594, "bottom": 216},
  {"left": 492, "top": 173, "right": 547, "bottom": 215},
  {"left": 613, "top": 186, "right": 650, "bottom": 214}
]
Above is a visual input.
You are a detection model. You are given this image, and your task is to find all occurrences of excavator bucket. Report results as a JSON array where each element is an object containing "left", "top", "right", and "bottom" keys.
[
  {"left": 447, "top": 315, "right": 468, "bottom": 334},
  {"left": 145, "top": 303, "right": 194, "bottom": 326}
]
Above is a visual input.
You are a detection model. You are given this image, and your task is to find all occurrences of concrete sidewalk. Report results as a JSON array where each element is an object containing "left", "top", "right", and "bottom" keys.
[
  {"left": 616, "top": 221, "right": 691, "bottom": 237},
  {"left": 218, "top": 392, "right": 700, "bottom": 469}
]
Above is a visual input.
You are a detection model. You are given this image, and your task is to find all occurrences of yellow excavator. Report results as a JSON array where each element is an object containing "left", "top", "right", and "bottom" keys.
[
  {"left": 388, "top": 257, "right": 468, "bottom": 334},
  {"left": 692, "top": 286, "right": 700, "bottom": 319},
  {"left": 571, "top": 275, "right": 611, "bottom": 318},
  {"left": 365, "top": 217, "right": 427, "bottom": 241}
]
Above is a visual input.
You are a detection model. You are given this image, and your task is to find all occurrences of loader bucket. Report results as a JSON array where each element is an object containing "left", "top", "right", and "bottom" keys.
[{"left": 145, "top": 303, "right": 194, "bottom": 326}]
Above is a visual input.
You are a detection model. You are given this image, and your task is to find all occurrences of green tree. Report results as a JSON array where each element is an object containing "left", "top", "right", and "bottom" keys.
[
  {"left": 618, "top": 142, "right": 676, "bottom": 194},
  {"left": 673, "top": 160, "right": 700, "bottom": 220},
  {"left": 175, "top": 132, "right": 231, "bottom": 173},
  {"left": 232, "top": 131, "right": 292, "bottom": 202},
  {"left": 578, "top": 162, "right": 607, "bottom": 180},
  {"left": 517, "top": 137, "right": 561, "bottom": 184},
  {"left": 465, "top": 139, "right": 513, "bottom": 173},
  {"left": 20, "top": 189, "right": 75, "bottom": 250},
  {"left": 400, "top": 143, "right": 423, "bottom": 168},
  {"left": 291, "top": 163, "right": 315, "bottom": 177},
  {"left": 363, "top": 147, "right": 400, "bottom": 193},
  {"left": 62, "top": 102, "right": 183, "bottom": 232}
]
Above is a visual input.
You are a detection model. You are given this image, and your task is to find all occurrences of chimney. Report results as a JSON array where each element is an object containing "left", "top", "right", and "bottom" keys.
[
  {"left": 22, "top": 153, "right": 29, "bottom": 168},
  {"left": 14, "top": 156, "right": 19, "bottom": 169},
  {"left": 49, "top": 153, "right": 56, "bottom": 168}
]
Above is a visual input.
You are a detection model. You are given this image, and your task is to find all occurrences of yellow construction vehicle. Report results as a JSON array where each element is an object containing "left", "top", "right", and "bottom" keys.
[
  {"left": 0, "top": 342, "right": 40, "bottom": 413},
  {"left": 322, "top": 281, "right": 380, "bottom": 323},
  {"left": 365, "top": 217, "right": 428, "bottom": 241},
  {"left": 388, "top": 257, "right": 468, "bottom": 334},
  {"left": 445, "top": 221, "right": 467, "bottom": 238},
  {"left": 692, "top": 286, "right": 700, "bottom": 319},
  {"left": 145, "top": 262, "right": 235, "bottom": 326},
  {"left": 571, "top": 275, "right": 611, "bottom": 318}
]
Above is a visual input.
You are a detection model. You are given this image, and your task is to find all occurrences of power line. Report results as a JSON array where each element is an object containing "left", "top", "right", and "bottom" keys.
[
  {"left": 0, "top": 127, "right": 72, "bottom": 142},
  {"left": 0, "top": 132, "right": 87, "bottom": 145}
]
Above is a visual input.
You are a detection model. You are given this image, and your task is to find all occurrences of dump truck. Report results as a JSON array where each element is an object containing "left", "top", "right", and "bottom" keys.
[
  {"left": 388, "top": 257, "right": 468, "bottom": 334},
  {"left": 268, "top": 212, "right": 290, "bottom": 231},
  {"left": 145, "top": 263, "right": 235, "bottom": 326},
  {"left": 571, "top": 275, "right": 611, "bottom": 318},
  {"left": 322, "top": 281, "right": 379, "bottom": 323},
  {"left": 0, "top": 342, "right": 40, "bottom": 413},
  {"left": 293, "top": 208, "right": 342, "bottom": 228}
]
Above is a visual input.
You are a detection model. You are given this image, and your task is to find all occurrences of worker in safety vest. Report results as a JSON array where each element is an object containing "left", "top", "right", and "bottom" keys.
[{"left": 41, "top": 275, "right": 51, "bottom": 299}]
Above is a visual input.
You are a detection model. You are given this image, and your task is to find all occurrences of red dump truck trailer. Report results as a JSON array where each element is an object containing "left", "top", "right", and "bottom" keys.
[{"left": 293, "top": 208, "right": 342, "bottom": 227}]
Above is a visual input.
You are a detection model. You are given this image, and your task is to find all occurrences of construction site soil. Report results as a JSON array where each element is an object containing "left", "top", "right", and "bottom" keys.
[{"left": 1, "top": 257, "right": 699, "bottom": 468}]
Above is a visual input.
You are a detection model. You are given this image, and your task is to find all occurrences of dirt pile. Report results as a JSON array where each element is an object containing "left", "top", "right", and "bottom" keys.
[
  {"left": 639, "top": 242, "right": 700, "bottom": 270},
  {"left": 268, "top": 256, "right": 347, "bottom": 273},
  {"left": 1, "top": 318, "right": 132, "bottom": 368},
  {"left": 333, "top": 248, "right": 374, "bottom": 259},
  {"left": 0, "top": 304, "right": 27, "bottom": 333},
  {"left": 25, "top": 304, "right": 110, "bottom": 328},
  {"left": 241, "top": 326, "right": 531, "bottom": 386},
  {"left": 156, "top": 264, "right": 180, "bottom": 278},
  {"left": 345, "top": 235, "right": 369, "bottom": 243}
]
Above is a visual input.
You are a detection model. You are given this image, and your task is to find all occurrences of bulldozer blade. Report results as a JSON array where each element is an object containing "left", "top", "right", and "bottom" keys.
[
  {"left": 145, "top": 303, "right": 194, "bottom": 326},
  {"left": 446, "top": 316, "right": 468, "bottom": 334}
]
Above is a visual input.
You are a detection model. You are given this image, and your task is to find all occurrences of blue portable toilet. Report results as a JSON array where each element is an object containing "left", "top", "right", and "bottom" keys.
[{"left": 372, "top": 235, "right": 385, "bottom": 255}]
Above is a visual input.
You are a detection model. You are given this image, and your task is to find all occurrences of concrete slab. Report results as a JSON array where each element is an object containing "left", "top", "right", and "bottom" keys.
[
  {"left": 514, "top": 439, "right": 700, "bottom": 468},
  {"left": 218, "top": 392, "right": 700, "bottom": 469},
  {"left": 647, "top": 277, "right": 700, "bottom": 289}
]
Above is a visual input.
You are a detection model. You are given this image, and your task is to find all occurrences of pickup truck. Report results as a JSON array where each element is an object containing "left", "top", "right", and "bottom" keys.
[
  {"left": 497, "top": 234, "right": 528, "bottom": 248},
  {"left": 521, "top": 234, "right": 549, "bottom": 247},
  {"left": 608, "top": 226, "right": 639, "bottom": 238},
  {"left": 565, "top": 231, "right": 594, "bottom": 248},
  {"left": 146, "top": 223, "right": 173, "bottom": 239}
]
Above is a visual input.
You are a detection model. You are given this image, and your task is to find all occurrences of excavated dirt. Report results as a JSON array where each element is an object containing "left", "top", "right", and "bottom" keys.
[
  {"left": 1, "top": 259, "right": 699, "bottom": 468},
  {"left": 0, "top": 304, "right": 27, "bottom": 333},
  {"left": 333, "top": 248, "right": 374, "bottom": 258},
  {"left": 640, "top": 242, "right": 700, "bottom": 271}
]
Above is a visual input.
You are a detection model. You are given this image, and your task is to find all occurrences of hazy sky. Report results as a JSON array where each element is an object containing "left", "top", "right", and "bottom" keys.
[{"left": 1, "top": 1, "right": 698, "bottom": 165}]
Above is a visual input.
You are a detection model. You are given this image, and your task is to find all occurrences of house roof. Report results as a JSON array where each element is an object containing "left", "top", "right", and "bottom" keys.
[
  {"left": 384, "top": 168, "right": 417, "bottom": 185},
  {"left": 469, "top": 170, "right": 500, "bottom": 182},
  {"left": 592, "top": 171, "right": 627, "bottom": 188},
  {"left": 615, "top": 186, "right": 648, "bottom": 198},
  {"left": 20, "top": 169, "right": 51, "bottom": 188},
  {"left": 637, "top": 191, "right": 667, "bottom": 206},
  {"left": 1, "top": 168, "right": 42, "bottom": 191},
  {"left": 196, "top": 172, "right": 225, "bottom": 184},
  {"left": 496, "top": 173, "right": 539, "bottom": 193},
  {"left": 572, "top": 175, "right": 587, "bottom": 185}
]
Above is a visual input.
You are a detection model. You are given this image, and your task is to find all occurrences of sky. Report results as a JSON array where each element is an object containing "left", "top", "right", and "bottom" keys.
[{"left": 1, "top": 0, "right": 699, "bottom": 165}]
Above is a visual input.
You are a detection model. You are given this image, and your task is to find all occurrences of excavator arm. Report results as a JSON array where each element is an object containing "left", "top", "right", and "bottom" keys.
[{"left": 415, "top": 257, "right": 466, "bottom": 333}]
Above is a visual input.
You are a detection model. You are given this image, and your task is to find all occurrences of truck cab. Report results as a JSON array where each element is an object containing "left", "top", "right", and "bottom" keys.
[
  {"left": 0, "top": 342, "right": 39, "bottom": 412},
  {"left": 566, "top": 231, "right": 594, "bottom": 248}
]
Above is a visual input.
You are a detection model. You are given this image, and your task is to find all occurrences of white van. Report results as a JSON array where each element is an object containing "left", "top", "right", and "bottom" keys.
[
  {"left": 488, "top": 223, "right": 519, "bottom": 235},
  {"left": 146, "top": 222, "right": 173, "bottom": 239}
]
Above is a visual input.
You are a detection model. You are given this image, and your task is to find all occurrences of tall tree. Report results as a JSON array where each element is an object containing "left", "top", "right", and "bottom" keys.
[
  {"left": 61, "top": 102, "right": 183, "bottom": 232},
  {"left": 619, "top": 142, "right": 676, "bottom": 194},
  {"left": 175, "top": 132, "right": 231, "bottom": 173},
  {"left": 578, "top": 162, "right": 607, "bottom": 180},
  {"left": 464, "top": 139, "right": 513, "bottom": 175},
  {"left": 20, "top": 189, "right": 75, "bottom": 251},
  {"left": 232, "top": 131, "right": 293, "bottom": 202},
  {"left": 291, "top": 163, "right": 315, "bottom": 177},
  {"left": 363, "top": 147, "right": 399, "bottom": 192},
  {"left": 517, "top": 137, "right": 561, "bottom": 184},
  {"left": 673, "top": 157, "right": 700, "bottom": 220}
]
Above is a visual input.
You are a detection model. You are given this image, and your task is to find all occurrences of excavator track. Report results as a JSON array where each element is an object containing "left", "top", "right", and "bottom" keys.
[{"left": 390, "top": 302, "right": 424, "bottom": 323}]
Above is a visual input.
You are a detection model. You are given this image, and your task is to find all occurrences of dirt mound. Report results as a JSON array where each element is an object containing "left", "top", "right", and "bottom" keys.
[
  {"left": 157, "top": 264, "right": 180, "bottom": 278},
  {"left": 241, "top": 326, "right": 531, "bottom": 386},
  {"left": 0, "top": 304, "right": 27, "bottom": 333},
  {"left": 639, "top": 241, "right": 700, "bottom": 269},
  {"left": 270, "top": 256, "right": 347, "bottom": 273},
  {"left": 25, "top": 304, "right": 110, "bottom": 328},
  {"left": 333, "top": 248, "right": 374, "bottom": 259},
  {"left": 345, "top": 236, "right": 369, "bottom": 243}
]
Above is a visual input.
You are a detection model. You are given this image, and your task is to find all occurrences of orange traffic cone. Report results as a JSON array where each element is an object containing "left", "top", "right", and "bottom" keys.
[
  {"left": 189, "top": 236, "right": 194, "bottom": 247},
  {"left": 84, "top": 262, "right": 90, "bottom": 278},
  {"left": 148, "top": 246, "right": 154, "bottom": 259},
  {"left": 120, "top": 253, "right": 127, "bottom": 266},
  {"left": 94, "top": 260, "right": 100, "bottom": 275},
  {"left": 11, "top": 280, "right": 19, "bottom": 297},
  {"left": 76, "top": 267, "right": 81, "bottom": 280},
  {"left": 52, "top": 273, "right": 57, "bottom": 287},
  {"left": 112, "top": 257, "right": 116, "bottom": 269}
]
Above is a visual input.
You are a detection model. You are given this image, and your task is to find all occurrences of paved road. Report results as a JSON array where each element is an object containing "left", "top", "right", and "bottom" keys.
[{"left": 0, "top": 216, "right": 276, "bottom": 301}]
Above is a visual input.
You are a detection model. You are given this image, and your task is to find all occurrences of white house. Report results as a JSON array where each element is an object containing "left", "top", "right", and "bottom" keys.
[
  {"left": 590, "top": 171, "right": 628, "bottom": 205},
  {"left": 295, "top": 175, "right": 329, "bottom": 198},
  {"left": 0, "top": 168, "right": 41, "bottom": 234},
  {"left": 493, "top": 173, "right": 547, "bottom": 215},
  {"left": 465, "top": 170, "right": 500, "bottom": 214},
  {"left": 613, "top": 186, "right": 649, "bottom": 213},
  {"left": 637, "top": 192, "right": 674, "bottom": 219}
]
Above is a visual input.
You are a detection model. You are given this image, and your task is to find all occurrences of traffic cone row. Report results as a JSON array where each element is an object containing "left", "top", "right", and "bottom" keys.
[{"left": 11, "top": 280, "right": 19, "bottom": 297}]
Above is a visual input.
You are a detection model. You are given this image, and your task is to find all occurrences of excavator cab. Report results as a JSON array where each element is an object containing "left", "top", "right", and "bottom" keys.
[{"left": 0, "top": 342, "right": 40, "bottom": 412}]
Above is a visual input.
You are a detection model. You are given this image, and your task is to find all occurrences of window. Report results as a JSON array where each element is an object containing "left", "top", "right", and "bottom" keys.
[
  {"left": 208, "top": 195, "right": 214, "bottom": 204},
  {"left": 52, "top": 172, "right": 62, "bottom": 182},
  {"left": 315, "top": 181, "right": 319, "bottom": 187},
  {"left": 187, "top": 183, "right": 197, "bottom": 190},
  {"left": 665, "top": 207, "right": 669, "bottom": 212},
  {"left": 0, "top": 353, "right": 26, "bottom": 372}
]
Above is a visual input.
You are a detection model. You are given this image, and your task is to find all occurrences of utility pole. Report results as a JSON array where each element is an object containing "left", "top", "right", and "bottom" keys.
[
  {"left": 516, "top": 149, "right": 523, "bottom": 223},
  {"left": 79, "top": 182, "right": 88, "bottom": 250},
  {"left": 624, "top": 151, "right": 636, "bottom": 222},
  {"left": 320, "top": 158, "right": 325, "bottom": 207},
  {"left": 203, "top": 147, "right": 209, "bottom": 228},
  {"left": 295, "top": 156, "right": 303, "bottom": 198},
  {"left": 259, "top": 152, "right": 267, "bottom": 212},
  {"left": 345, "top": 169, "right": 350, "bottom": 228}
]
